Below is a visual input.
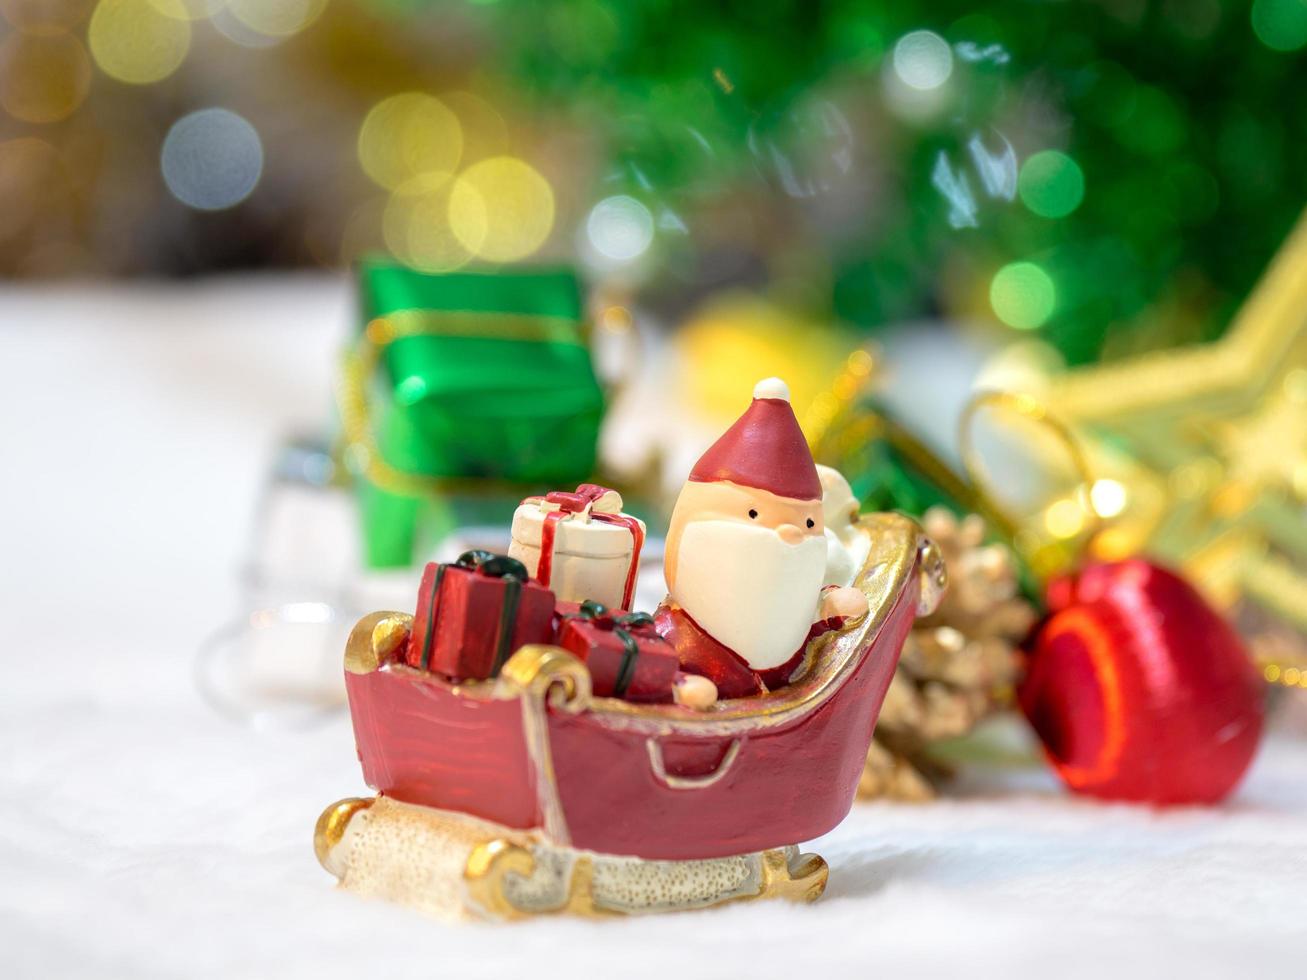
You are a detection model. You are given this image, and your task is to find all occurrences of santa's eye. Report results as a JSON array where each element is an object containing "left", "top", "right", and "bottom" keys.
[
  {"left": 748, "top": 509, "right": 758, "bottom": 519},
  {"left": 806, "top": 518, "right": 815, "bottom": 528}
]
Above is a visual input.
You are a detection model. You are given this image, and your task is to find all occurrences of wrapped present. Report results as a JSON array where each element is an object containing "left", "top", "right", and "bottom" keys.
[
  {"left": 509, "top": 484, "right": 646, "bottom": 610},
  {"left": 555, "top": 601, "right": 679, "bottom": 703},
  {"left": 341, "top": 260, "right": 606, "bottom": 568},
  {"left": 405, "top": 551, "right": 555, "bottom": 680}
]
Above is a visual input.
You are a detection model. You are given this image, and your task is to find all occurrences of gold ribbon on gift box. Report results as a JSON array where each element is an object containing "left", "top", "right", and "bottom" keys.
[{"left": 337, "top": 311, "right": 585, "bottom": 499}]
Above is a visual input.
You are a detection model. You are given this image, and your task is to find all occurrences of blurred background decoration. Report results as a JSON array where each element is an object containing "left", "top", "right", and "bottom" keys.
[
  {"left": 2, "top": 0, "right": 1306, "bottom": 370},
  {"left": 5, "top": 0, "right": 1307, "bottom": 731}
]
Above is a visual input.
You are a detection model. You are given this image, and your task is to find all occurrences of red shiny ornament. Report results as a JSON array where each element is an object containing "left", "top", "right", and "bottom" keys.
[{"left": 1019, "top": 559, "right": 1265, "bottom": 805}]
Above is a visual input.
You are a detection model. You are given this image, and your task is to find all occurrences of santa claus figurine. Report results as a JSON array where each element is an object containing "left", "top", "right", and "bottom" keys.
[{"left": 656, "top": 378, "right": 870, "bottom": 709}]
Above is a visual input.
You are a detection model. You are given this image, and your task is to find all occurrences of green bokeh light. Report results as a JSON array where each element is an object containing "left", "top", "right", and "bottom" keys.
[
  {"left": 1018, "top": 150, "right": 1085, "bottom": 218},
  {"left": 1252, "top": 0, "right": 1307, "bottom": 51},
  {"left": 990, "top": 261, "right": 1056, "bottom": 330}
]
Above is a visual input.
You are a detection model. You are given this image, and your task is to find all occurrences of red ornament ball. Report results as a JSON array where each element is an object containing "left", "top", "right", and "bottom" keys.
[{"left": 1019, "top": 559, "right": 1265, "bottom": 805}]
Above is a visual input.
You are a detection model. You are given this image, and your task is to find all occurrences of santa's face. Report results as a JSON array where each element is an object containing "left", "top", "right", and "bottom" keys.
[{"left": 665, "top": 480, "right": 827, "bottom": 670}]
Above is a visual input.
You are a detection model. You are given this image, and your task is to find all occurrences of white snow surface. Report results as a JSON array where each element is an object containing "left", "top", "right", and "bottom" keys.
[{"left": 2, "top": 279, "right": 1305, "bottom": 979}]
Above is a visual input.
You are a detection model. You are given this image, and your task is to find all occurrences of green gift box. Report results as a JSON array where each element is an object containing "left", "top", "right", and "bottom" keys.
[{"left": 340, "top": 260, "right": 605, "bottom": 568}]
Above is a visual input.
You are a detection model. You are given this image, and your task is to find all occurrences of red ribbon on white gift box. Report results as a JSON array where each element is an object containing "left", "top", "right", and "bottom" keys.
[{"left": 526, "top": 484, "right": 645, "bottom": 610}]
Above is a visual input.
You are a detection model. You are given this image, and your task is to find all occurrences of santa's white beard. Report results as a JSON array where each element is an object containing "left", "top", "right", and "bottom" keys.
[{"left": 672, "top": 520, "right": 827, "bottom": 670}]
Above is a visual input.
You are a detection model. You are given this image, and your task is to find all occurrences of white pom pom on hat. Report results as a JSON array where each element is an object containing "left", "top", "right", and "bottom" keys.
[{"left": 752, "top": 377, "right": 790, "bottom": 401}]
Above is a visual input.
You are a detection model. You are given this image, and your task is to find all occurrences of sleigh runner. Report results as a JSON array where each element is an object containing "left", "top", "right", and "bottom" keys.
[{"left": 317, "top": 512, "right": 943, "bottom": 918}]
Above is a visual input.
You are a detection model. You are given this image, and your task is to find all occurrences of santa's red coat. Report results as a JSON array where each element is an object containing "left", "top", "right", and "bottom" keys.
[{"left": 654, "top": 600, "right": 839, "bottom": 699}]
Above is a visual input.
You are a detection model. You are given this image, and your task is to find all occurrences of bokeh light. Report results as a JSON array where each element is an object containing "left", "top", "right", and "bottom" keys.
[
  {"left": 358, "top": 93, "right": 463, "bottom": 191},
  {"left": 1019, "top": 150, "right": 1085, "bottom": 218},
  {"left": 1090, "top": 478, "right": 1129, "bottom": 518},
  {"left": 148, "top": 0, "right": 224, "bottom": 19},
  {"left": 1251, "top": 0, "right": 1307, "bottom": 51},
  {"left": 1044, "top": 497, "right": 1086, "bottom": 538},
  {"left": 208, "top": 4, "right": 281, "bottom": 48},
  {"left": 892, "top": 30, "right": 953, "bottom": 91},
  {"left": 161, "top": 108, "right": 263, "bottom": 210},
  {"left": 382, "top": 171, "right": 475, "bottom": 272},
  {"left": 0, "top": 32, "right": 92, "bottom": 123},
  {"left": 227, "top": 0, "right": 327, "bottom": 38},
  {"left": 0, "top": 0, "right": 95, "bottom": 34},
  {"left": 990, "top": 261, "right": 1056, "bottom": 330},
  {"left": 448, "top": 156, "right": 554, "bottom": 262},
  {"left": 585, "top": 195, "right": 654, "bottom": 264},
  {"left": 88, "top": 0, "right": 191, "bottom": 86}
]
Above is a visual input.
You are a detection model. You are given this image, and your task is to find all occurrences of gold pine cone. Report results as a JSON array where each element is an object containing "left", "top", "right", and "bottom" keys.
[{"left": 860, "top": 507, "right": 1037, "bottom": 800}]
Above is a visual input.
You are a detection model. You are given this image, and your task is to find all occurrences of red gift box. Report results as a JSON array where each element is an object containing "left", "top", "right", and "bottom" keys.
[
  {"left": 406, "top": 551, "right": 555, "bottom": 680},
  {"left": 555, "top": 601, "right": 679, "bottom": 703}
]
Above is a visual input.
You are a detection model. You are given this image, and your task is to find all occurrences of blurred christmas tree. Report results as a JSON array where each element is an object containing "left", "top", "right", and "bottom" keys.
[
  {"left": 2, "top": 0, "right": 1305, "bottom": 369},
  {"left": 470, "top": 0, "right": 1307, "bottom": 363}
]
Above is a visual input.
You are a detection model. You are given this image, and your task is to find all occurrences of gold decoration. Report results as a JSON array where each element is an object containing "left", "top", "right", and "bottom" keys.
[
  {"left": 314, "top": 796, "right": 375, "bottom": 876},
  {"left": 860, "top": 508, "right": 1036, "bottom": 801},
  {"left": 1030, "top": 208, "right": 1307, "bottom": 645},
  {"left": 464, "top": 839, "right": 551, "bottom": 920},
  {"left": 915, "top": 535, "right": 948, "bottom": 616},
  {"left": 753, "top": 849, "right": 828, "bottom": 904},
  {"left": 370, "top": 614, "right": 411, "bottom": 661},
  {"left": 497, "top": 643, "right": 593, "bottom": 712},
  {"left": 464, "top": 841, "right": 615, "bottom": 919},
  {"left": 496, "top": 644, "right": 591, "bottom": 845},
  {"left": 344, "top": 611, "right": 410, "bottom": 674},
  {"left": 461, "top": 839, "right": 828, "bottom": 920},
  {"left": 959, "top": 389, "right": 1102, "bottom": 580}
]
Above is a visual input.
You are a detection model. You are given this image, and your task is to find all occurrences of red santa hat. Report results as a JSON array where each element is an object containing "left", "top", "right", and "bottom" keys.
[{"left": 688, "top": 377, "right": 822, "bottom": 501}]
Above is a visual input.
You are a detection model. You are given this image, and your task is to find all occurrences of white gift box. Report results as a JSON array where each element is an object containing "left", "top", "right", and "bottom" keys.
[{"left": 508, "top": 486, "right": 646, "bottom": 610}]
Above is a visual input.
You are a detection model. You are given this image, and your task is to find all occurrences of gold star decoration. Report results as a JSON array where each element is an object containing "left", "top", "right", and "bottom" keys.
[{"left": 1035, "top": 208, "right": 1307, "bottom": 634}]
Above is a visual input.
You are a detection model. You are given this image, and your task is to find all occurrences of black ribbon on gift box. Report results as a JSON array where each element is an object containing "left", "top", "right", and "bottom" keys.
[
  {"left": 417, "top": 549, "right": 530, "bottom": 676},
  {"left": 567, "top": 600, "right": 656, "bottom": 699}
]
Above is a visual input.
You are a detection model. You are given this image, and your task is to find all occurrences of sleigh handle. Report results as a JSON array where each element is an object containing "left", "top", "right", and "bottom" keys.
[{"left": 645, "top": 738, "right": 742, "bottom": 790}]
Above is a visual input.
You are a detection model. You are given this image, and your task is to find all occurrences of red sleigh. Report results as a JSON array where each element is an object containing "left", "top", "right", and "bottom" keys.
[{"left": 339, "top": 513, "right": 943, "bottom": 863}]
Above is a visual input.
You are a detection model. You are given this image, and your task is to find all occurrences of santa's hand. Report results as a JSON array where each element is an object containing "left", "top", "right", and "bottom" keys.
[
  {"left": 819, "top": 585, "right": 869, "bottom": 623},
  {"left": 674, "top": 674, "right": 719, "bottom": 710}
]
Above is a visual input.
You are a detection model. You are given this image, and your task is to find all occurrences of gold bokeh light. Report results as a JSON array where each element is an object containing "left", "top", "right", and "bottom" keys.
[
  {"left": 357, "top": 93, "right": 463, "bottom": 191},
  {"left": 0, "top": 32, "right": 92, "bottom": 123},
  {"left": 382, "top": 171, "right": 477, "bottom": 273},
  {"left": 88, "top": 0, "right": 190, "bottom": 86},
  {"left": 145, "top": 0, "right": 222, "bottom": 20},
  {"left": 448, "top": 156, "right": 554, "bottom": 262}
]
